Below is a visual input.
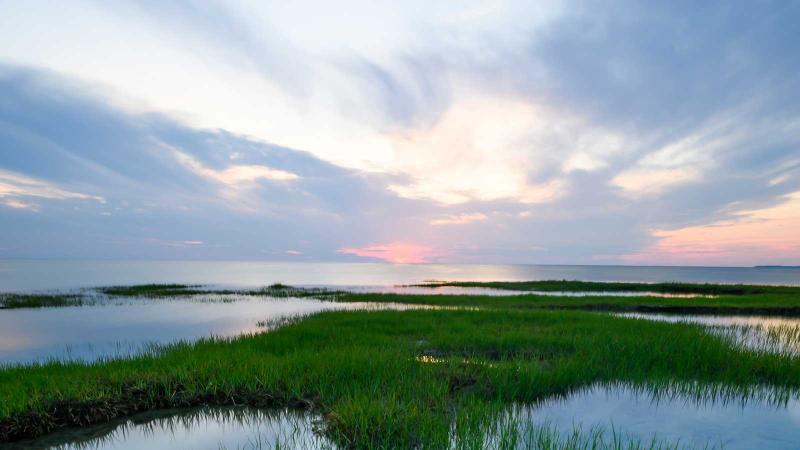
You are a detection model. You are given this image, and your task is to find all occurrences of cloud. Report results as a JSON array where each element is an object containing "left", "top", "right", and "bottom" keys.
[
  {"left": 1, "top": 0, "right": 799, "bottom": 265},
  {"left": 2, "top": 198, "right": 37, "bottom": 210},
  {"left": 0, "top": 169, "right": 105, "bottom": 210},
  {"left": 430, "top": 212, "right": 487, "bottom": 226},
  {"left": 611, "top": 167, "right": 702, "bottom": 197},
  {"left": 617, "top": 191, "right": 800, "bottom": 266},
  {"left": 0, "top": 66, "right": 441, "bottom": 259},
  {"left": 174, "top": 150, "right": 299, "bottom": 184}
]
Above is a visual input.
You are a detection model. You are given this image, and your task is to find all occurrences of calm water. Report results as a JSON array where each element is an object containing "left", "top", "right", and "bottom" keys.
[
  {"left": 12, "top": 385, "right": 800, "bottom": 449},
  {"left": 619, "top": 313, "right": 800, "bottom": 355},
  {"left": 500, "top": 383, "right": 800, "bottom": 450},
  {"left": 1, "top": 260, "right": 798, "bottom": 292},
  {"left": 6, "top": 407, "right": 330, "bottom": 450},
  {"left": 0, "top": 296, "right": 432, "bottom": 365}
]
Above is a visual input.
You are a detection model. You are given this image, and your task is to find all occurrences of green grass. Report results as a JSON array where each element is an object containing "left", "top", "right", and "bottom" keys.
[
  {"left": 100, "top": 283, "right": 340, "bottom": 299},
  {"left": 15, "top": 404, "right": 691, "bottom": 450},
  {"left": 334, "top": 288, "right": 800, "bottom": 316},
  {"left": 2, "top": 306, "right": 800, "bottom": 447},
  {"left": 0, "top": 293, "right": 83, "bottom": 309},
  {"left": 5, "top": 280, "right": 800, "bottom": 314},
  {"left": 414, "top": 280, "right": 800, "bottom": 295},
  {"left": 4, "top": 280, "right": 800, "bottom": 446},
  {"left": 0, "top": 283, "right": 337, "bottom": 309},
  {"left": 99, "top": 283, "right": 202, "bottom": 296}
]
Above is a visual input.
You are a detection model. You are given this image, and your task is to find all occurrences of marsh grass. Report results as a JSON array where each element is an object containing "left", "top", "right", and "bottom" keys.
[
  {"left": 100, "top": 283, "right": 342, "bottom": 299},
  {"left": 5, "top": 280, "right": 800, "bottom": 315},
  {"left": 333, "top": 288, "right": 800, "bottom": 317},
  {"left": 3, "top": 307, "right": 800, "bottom": 447},
  {"left": 0, "top": 293, "right": 84, "bottom": 309},
  {"left": 100, "top": 284, "right": 209, "bottom": 297},
  {"left": 9, "top": 403, "right": 701, "bottom": 450},
  {"left": 413, "top": 280, "right": 798, "bottom": 296},
  {"left": 5, "top": 281, "right": 800, "bottom": 447}
]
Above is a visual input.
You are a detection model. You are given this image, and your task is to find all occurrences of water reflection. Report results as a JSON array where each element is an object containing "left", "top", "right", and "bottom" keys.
[
  {"left": 619, "top": 313, "right": 800, "bottom": 355},
  {"left": 0, "top": 297, "right": 437, "bottom": 366},
  {"left": 8, "top": 384, "right": 800, "bottom": 449},
  {"left": 6, "top": 407, "right": 332, "bottom": 450},
  {"left": 494, "top": 383, "right": 800, "bottom": 450}
]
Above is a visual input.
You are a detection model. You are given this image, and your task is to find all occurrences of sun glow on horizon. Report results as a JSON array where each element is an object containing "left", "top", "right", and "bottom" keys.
[{"left": 338, "top": 243, "right": 438, "bottom": 264}]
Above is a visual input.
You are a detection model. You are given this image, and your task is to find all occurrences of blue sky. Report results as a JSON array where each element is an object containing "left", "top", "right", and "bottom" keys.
[{"left": 1, "top": 1, "right": 799, "bottom": 265}]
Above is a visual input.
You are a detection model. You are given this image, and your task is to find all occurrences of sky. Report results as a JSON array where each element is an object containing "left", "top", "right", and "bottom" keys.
[{"left": 0, "top": 0, "right": 798, "bottom": 266}]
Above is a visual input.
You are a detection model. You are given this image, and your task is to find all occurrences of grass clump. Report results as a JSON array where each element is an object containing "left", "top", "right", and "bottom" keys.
[
  {"left": 414, "top": 280, "right": 799, "bottom": 296},
  {"left": 335, "top": 282, "right": 800, "bottom": 316},
  {"left": 0, "top": 293, "right": 83, "bottom": 309},
  {"left": 100, "top": 283, "right": 339, "bottom": 299},
  {"left": 100, "top": 284, "right": 202, "bottom": 297}
]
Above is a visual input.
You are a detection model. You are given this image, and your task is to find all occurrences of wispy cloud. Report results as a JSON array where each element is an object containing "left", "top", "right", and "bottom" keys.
[
  {"left": 0, "top": 169, "right": 105, "bottom": 210},
  {"left": 174, "top": 150, "right": 299, "bottom": 185},
  {"left": 430, "top": 213, "right": 487, "bottom": 226}
]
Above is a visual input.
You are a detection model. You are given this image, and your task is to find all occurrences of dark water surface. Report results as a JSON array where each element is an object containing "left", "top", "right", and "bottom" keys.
[{"left": 1, "top": 260, "right": 798, "bottom": 292}]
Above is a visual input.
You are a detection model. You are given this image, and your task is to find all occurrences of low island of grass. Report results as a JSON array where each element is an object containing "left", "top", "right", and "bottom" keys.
[{"left": 2, "top": 280, "right": 800, "bottom": 448}]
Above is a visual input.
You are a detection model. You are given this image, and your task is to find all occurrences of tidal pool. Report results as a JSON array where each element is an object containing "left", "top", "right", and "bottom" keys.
[
  {"left": 5, "top": 406, "right": 331, "bottom": 450},
  {"left": 0, "top": 296, "right": 431, "bottom": 365},
  {"left": 496, "top": 383, "right": 800, "bottom": 449},
  {"left": 619, "top": 313, "right": 800, "bottom": 355}
]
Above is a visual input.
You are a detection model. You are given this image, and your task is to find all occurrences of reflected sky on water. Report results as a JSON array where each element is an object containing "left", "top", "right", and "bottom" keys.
[{"left": 0, "top": 296, "right": 432, "bottom": 366}]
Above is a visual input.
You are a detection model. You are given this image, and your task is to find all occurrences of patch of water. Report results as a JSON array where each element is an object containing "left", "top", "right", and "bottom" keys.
[
  {"left": 618, "top": 313, "right": 800, "bottom": 355},
  {"left": 6, "top": 407, "right": 332, "bottom": 450},
  {"left": 619, "top": 312, "right": 800, "bottom": 328},
  {"left": 0, "top": 296, "right": 437, "bottom": 366},
  {"left": 496, "top": 383, "right": 800, "bottom": 450}
]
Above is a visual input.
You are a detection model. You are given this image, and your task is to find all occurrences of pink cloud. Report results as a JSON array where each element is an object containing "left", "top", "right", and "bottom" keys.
[
  {"left": 338, "top": 242, "right": 437, "bottom": 264},
  {"left": 610, "top": 191, "right": 800, "bottom": 266}
]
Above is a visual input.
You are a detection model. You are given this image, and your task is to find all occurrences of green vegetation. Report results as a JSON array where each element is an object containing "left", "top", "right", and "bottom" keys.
[
  {"left": 13, "top": 405, "right": 691, "bottom": 450},
  {"left": 101, "top": 283, "right": 339, "bottom": 299},
  {"left": 6, "top": 280, "right": 800, "bottom": 315},
  {"left": 0, "top": 293, "right": 83, "bottom": 309},
  {"left": 336, "top": 281, "right": 800, "bottom": 316},
  {"left": 4, "top": 280, "right": 800, "bottom": 447},
  {"left": 99, "top": 283, "right": 202, "bottom": 297},
  {"left": 2, "top": 305, "right": 800, "bottom": 447},
  {"left": 0, "top": 283, "right": 340, "bottom": 309},
  {"left": 414, "top": 280, "right": 798, "bottom": 296}
]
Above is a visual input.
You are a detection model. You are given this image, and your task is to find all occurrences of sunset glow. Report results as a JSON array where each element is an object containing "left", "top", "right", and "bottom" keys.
[
  {"left": 0, "top": 1, "right": 797, "bottom": 265},
  {"left": 338, "top": 243, "right": 437, "bottom": 264}
]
